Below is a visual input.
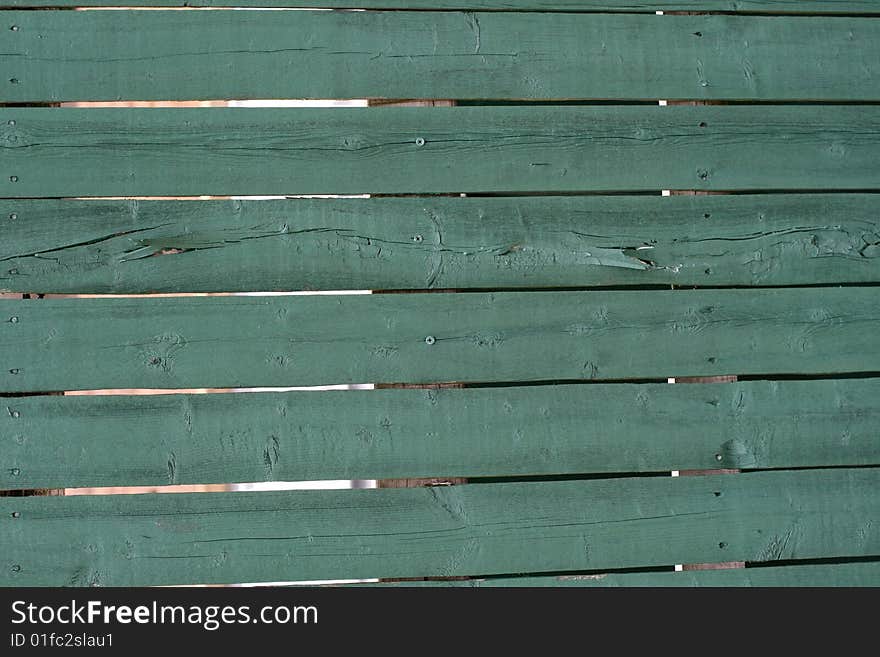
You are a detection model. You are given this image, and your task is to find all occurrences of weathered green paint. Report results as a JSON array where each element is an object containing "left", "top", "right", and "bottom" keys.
[
  {"left": 4, "top": 379, "right": 879, "bottom": 490},
  {"left": 2, "top": 107, "right": 879, "bottom": 197},
  {"left": 370, "top": 563, "right": 880, "bottom": 587},
  {"left": 3, "top": 2, "right": 877, "bottom": 14},
  {"left": 3, "top": 468, "right": 877, "bottom": 586},
  {"left": 3, "top": 195, "right": 879, "bottom": 294},
  {"left": 2, "top": 288, "right": 879, "bottom": 392},
  {"left": 3, "top": 12, "right": 878, "bottom": 102}
]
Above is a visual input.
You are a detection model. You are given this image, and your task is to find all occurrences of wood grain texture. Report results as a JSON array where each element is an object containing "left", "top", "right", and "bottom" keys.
[
  {"left": 4, "top": 379, "right": 879, "bottom": 490},
  {"left": 3, "top": 195, "right": 879, "bottom": 293},
  {"left": 3, "top": 2, "right": 878, "bottom": 14},
  {"left": 3, "top": 106, "right": 880, "bottom": 197},
  {"left": 2, "top": 288, "right": 879, "bottom": 392},
  {"left": 372, "top": 563, "right": 880, "bottom": 586},
  {"left": 3, "top": 12, "right": 879, "bottom": 101},
  {"left": 3, "top": 468, "right": 877, "bottom": 585}
]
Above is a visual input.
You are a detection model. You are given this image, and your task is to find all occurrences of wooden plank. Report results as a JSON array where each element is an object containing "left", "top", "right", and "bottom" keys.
[
  {"left": 3, "top": 380, "right": 879, "bottom": 490},
  {"left": 3, "top": 12, "right": 879, "bottom": 102},
  {"left": 3, "top": 195, "right": 879, "bottom": 294},
  {"left": 3, "top": 2, "right": 878, "bottom": 14},
  {"left": 3, "top": 288, "right": 879, "bottom": 392},
  {"left": 3, "top": 106, "right": 880, "bottom": 197},
  {"left": 371, "top": 563, "right": 880, "bottom": 586},
  {"left": 2, "top": 468, "right": 877, "bottom": 585}
]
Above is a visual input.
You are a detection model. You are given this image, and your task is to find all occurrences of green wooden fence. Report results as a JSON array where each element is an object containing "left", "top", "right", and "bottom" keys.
[{"left": 1, "top": 1, "right": 878, "bottom": 587}]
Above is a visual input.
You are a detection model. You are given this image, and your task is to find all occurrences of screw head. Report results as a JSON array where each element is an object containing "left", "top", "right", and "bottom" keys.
[
  {"left": 10, "top": 565, "right": 21, "bottom": 572},
  {"left": 10, "top": 468, "right": 20, "bottom": 476},
  {"left": 412, "top": 234, "right": 423, "bottom": 243},
  {"left": 9, "top": 316, "right": 18, "bottom": 323},
  {"left": 415, "top": 137, "right": 426, "bottom": 147},
  {"left": 8, "top": 78, "right": 19, "bottom": 85},
  {"left": 9, "top": 176, "right": 18, "bottom": 183},
  {"left": 425, "top": 335, "right": 436, "bottom": 345},
  {"left": 9, "top": 368, "right": 19, "bottom": 375}
]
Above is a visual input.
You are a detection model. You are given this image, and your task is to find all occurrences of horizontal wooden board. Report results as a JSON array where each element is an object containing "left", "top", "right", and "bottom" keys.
[
  {"left": 3, "top": 12, "right": 879, "bottom": 102},
  {"left": 3, "top": 106, "right": 879, "bottom": 197},
  {"left": 372, "top": 562, "right": 880, "bottom": 586},
  {"left": 3, "top": 2, "right": 878, "bottom": 14},
  {"left": 3, "top": 195, "right": 879, "bottom": 294},
  {"left": 5, "top": 379, "right": 880, "bottom": 489},
  {"left": 2, "top": 288, "right": 879, "bottom": 392},
  {"left": 3, "top": 468, "right": 877, "bottom": 585}
]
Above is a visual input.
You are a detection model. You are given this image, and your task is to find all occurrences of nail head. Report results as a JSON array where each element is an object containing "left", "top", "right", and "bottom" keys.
[
  {"left": 715, "top": 453, "right": 723, "bottom": 461},
  {"left": 9, "top": 213, "right": 17, "bottom": 220},
  {"left": 11, "top": 565, "right": 20, "bottom": 572},
  {"left": 11, "top": 511, "right": 20, "bottom": 518},
  {"left": 9, "top": 316, "right": 18, "bottom": 323},
  {"left": 10, "top": 468, "right": 20, "bottom": 476},
  {"left": 9, "top": 176, "right": 18, "bottom": 183},
  {"left": 412, "top": 234, "right": 423, "bottom": 243},
  {"left": 11, "top": 411, "right": 20, "bottom": 418}
]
